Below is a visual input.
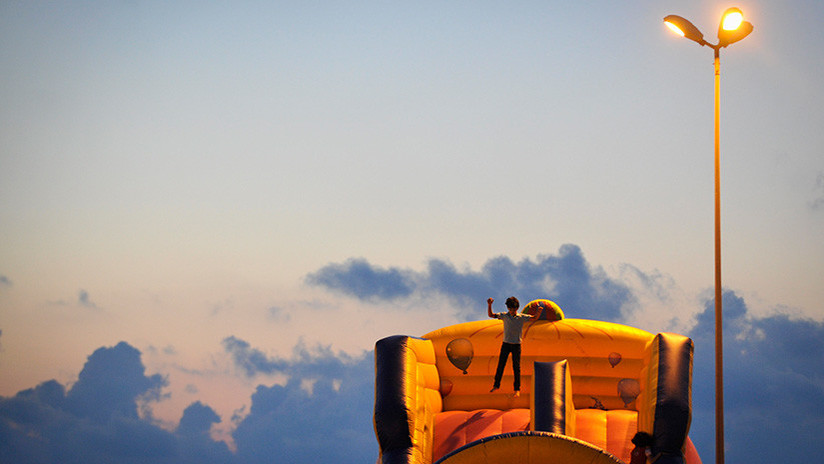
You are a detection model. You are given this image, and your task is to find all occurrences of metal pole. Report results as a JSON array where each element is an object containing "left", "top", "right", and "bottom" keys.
[{"left": 713, "top": 47, "right": 725, "bottom": 464}]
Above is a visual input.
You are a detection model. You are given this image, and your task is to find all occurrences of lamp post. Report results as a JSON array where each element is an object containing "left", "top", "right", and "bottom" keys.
[{"left": 663, "top": 8, "right": 752, "bottom": 464}]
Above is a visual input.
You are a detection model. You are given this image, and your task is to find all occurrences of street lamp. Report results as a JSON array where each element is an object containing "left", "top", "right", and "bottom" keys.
[{"left": 663, "top": 8, "right": 753, "bottom": 464}]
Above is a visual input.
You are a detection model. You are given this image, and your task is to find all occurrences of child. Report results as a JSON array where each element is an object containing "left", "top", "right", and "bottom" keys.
[
  {"left": 487, "top": 296, "right": 540, "bottom": 397},
  {"left": 630, "top": 431, "right": 653, "bottom": 464}
]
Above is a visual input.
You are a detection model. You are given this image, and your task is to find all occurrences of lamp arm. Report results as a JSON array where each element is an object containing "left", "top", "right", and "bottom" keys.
[{"left": 706, "top": 42, "right": 722, "bottom": 53}]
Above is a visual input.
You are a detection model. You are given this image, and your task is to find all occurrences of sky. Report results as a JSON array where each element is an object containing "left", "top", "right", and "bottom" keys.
[{"left": 1, "top": 1, "right": 822, "bottom": 463}]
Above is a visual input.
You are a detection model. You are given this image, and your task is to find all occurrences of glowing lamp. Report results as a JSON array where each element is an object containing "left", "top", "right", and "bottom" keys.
[
  {"left": 663, "top": 15, "right": 706, "bottom": 46},
  {"left": 718, "top": 8, "right": 753, "bottom": 47}
]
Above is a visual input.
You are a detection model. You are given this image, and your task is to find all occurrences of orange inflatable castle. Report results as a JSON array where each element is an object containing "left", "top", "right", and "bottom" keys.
[{"left": 373, "top": 300, "right": 701, "bottom": 464}]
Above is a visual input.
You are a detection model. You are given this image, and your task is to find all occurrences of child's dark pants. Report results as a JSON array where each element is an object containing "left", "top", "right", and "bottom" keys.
[{"left": 492, "top": 342, "right": 521, "bottom": 391}]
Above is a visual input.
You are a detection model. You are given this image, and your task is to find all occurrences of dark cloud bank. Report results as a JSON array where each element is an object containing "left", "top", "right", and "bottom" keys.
[
  {"left": 2, "top": 245, "right": 823, "bottom": 463},
  {"left": 0, "top": 338, "right": 375, "bottom": 464},
  {"left": 306, "top": 244, "right": 632, "bottom": 321}
]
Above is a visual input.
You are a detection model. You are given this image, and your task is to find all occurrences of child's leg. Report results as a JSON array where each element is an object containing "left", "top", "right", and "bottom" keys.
[
  {"left": 512, "top": 343, "right": 522, "bottom": 391},
  {"left": 492, "top": 343, "right": 511, "bottom": 390}
]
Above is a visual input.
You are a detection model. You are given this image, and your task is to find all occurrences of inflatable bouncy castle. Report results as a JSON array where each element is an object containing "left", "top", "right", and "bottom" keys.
[{"left": 373, "top": 300, "right": 701, "bottom": 464}]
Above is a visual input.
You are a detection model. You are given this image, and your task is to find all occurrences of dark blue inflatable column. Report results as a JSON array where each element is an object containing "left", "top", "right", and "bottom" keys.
[
  {"left": 374, "top": 335, "right": 416, "bottom": 464},
  {"left": 531, "top": 360, "right": 572, "bottom": 434},
  {"left": 651, "top": 333, "right": 694, "bottom": 464}
]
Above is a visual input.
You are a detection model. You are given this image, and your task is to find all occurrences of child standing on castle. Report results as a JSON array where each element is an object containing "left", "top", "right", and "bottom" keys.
[{"left": 487, "top": 296, "right": 540, "bottom": 397}]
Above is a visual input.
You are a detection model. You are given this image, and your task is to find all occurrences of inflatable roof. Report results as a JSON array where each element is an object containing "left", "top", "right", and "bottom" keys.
[{"left": 374, "top": 301, "right": 701, "bottom": 464}]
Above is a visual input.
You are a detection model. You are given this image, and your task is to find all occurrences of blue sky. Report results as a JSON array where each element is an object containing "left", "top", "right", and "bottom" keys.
[{"left": 1, "top": 1, "right": 823, "bottom": 463}]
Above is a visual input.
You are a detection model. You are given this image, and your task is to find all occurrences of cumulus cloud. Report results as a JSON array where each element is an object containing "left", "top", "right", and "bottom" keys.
[
  {"left": 0, "top": 335, "right": 378, "bottom": 464},
  {"left": 688, "top": 290, "right": 824, "bottom": 463},
  {"left": 227, "top": 338, "right": 376, "bottom": 463},
  {"left": 307, "top": 244, "right": 635, "bottom": 321},
  {"left": 175, "top": 401, "right": 235, "bottom": 463},
  {"left": 305, "top": 258, "right": 415, "bottom": 300},
  {"left": 0, "top": 342, "right": 187, "bottom": 463},
  {"left": 222, "top": 336, "right": 288, "bottom": 377},
  {"left": 65, "top": 342, "right": 167, "bottom": 422},
  {"left": 177, "top": 401, "right": 221, "bottom": 436},
  {"left": 0, "top": 343, "right": 235, "bottom": 464}
]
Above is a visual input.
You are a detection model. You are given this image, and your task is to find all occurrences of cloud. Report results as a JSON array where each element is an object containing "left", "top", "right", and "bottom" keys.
[
  {"left": 0, "top": 343, "right": 185, "bottom": 463},
  {"left": 1, "top": 336, "right": 376, "bottom": 463},
  {"left": 227, "top": 338, "right": 376, "bottom": 464},
  {"left": 177, "top": 402, "right": 235, "bottom": 464},
  {"left": 0, "top": 342, "right": 235, "bottom": 464},
  {"left": 305, "top": 258, "right": 415, "bottom": 300},
  {"left": 177, "top": 401, "right": 221, "bottom": 437},
  {"left": 78, "top": 289, "right": 98, "bottom": 309},
  {"left": 688, "top": 290, "right": 824, "bottom": 463},
  {"left": 64, "top": 342, "right": 167, "bottom": 422},
  {"left": 222, "top": 336, "right": 288, "bottom": 377},
  {"left": 307, "top": 244, "right": 635, "bottom": 321},
  {"left": 48, "top": 289, "right": 100, "bottom": 309}
]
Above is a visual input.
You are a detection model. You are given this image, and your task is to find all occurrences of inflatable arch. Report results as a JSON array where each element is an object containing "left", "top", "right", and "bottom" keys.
[{"left": 374, "top": 300, "right": 701, "bottom": 464}]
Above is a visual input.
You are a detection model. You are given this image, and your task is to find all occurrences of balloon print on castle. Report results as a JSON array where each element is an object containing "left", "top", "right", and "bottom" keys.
[
  {"left": 617, "top": 378, "right": 641, "bottom": 407},
  {"left": 445, "top": 338, "right": 474, "bottom": 375},
  {"left": 373, "top": 299, "right": 702, "bottom": 464}
]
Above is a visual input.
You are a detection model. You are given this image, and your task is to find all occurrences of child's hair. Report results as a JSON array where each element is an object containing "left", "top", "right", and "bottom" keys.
[
  {"left": 631, "top": 431, "right": 653, "bottom": 447},
  {"left": 505, "top": 296, "right": 520, "bottom": 309}
]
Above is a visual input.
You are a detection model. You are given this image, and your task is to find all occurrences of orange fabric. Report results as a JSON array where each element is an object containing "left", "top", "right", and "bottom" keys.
[
  {"left": 685, "top": 437, "right": 703, "bottom": 464},
  {"left": 432, "top": 409, "right": 530, "bottom": 461},
  {"left": 574, "top": 409, "right": 638, "bottom": 463},
  {"left": 423, "top": 319, "right": 653, "bottom": 412},
  {"left": 435, "top": 432, "right": 624, "bottom": 464},
  {"left": 575, "top": 409, "right": 608, "bottom": 450},
  {"left": 605, "top": 410, "right": 638, "bottom": 463}
]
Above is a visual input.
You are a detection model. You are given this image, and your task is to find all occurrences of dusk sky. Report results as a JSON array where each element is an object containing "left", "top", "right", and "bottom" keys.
[{"left": 1, "top": 1, "right": 823, "bottom": 463}]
